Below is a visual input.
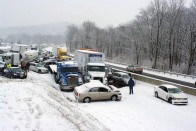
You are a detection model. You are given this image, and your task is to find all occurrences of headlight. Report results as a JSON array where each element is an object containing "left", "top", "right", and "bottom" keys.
[{"left": 13, "top": 73, "right": 17, "bottom": 75}]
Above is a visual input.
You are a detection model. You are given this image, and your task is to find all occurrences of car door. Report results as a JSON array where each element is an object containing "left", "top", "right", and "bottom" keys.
[
  {"left": 99, "top": 87, "right": 110, "bottom": 100},
  {"left": 157, "top": 86, "right": 165, "bottom": 99},
  {"left": 158, "top": 86, "right": 168, "bottom": 100},
  {"left": 162, "top": 86, "right": 169, "bottom": 100},
  {"left": 89, "top": 87, "right": 100, "bottom": 101}
]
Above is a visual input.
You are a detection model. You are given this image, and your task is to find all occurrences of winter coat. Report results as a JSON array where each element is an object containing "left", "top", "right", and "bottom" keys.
[{"left": 128, "top": 78, "right": 135, "bottom": 88}]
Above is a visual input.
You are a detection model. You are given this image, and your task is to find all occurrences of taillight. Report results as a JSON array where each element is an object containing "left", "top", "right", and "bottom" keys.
[{"left": 75, "top": 91, "right": 80, "bottom": 96}]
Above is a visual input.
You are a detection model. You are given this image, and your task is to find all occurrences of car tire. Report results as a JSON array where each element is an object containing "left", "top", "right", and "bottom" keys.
[
  {"left": 10, "top": 74, "right": 13, "bottom": 79},
  {"left": 111, "top": 95, "right": 117, "bottom": 101},
  {"left": 83, "top": 97, "right": 91, "bottom": 103},
  {"left": 155, "top": 92, "right": 159, "bottom": 98},
  {"left": 38, "top": 70, "right": 42, "bottom": 74},
  {"left": 168, "top": 97, "right": 172, "bottom": 104}
]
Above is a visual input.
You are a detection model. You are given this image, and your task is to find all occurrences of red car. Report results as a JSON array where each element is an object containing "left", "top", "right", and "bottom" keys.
[{"left": 126, "top": 65, "right": 143, "bottom": 74}]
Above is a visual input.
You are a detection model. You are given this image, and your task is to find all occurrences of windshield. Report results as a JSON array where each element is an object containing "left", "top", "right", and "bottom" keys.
[
  {"left": 122, "top": 74, "right": 130, "bottom": 79},
  {"left": 168, "top": 88, "right": 181, "bottom": 93},
  {"left": 36, "top": 64, "right": 43, "bottom": 67},
  {"left": 11, "top": 68, "right": 22, "bottom": 72},
  {"left": 88, "top": 66, "right": 105, "bottom": 72},
  {"left": 61, "top": 67, "right": 79, "bottom": 72}
]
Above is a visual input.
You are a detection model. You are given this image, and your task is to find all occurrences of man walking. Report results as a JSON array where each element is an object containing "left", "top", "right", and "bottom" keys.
[{"left": 128, "top": 75, "right": 135, "bottom": 94}]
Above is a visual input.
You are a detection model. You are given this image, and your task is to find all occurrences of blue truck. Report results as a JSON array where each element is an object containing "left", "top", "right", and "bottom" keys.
[{"left": 50, "top": 61, "right": 83, "bottom": 91}]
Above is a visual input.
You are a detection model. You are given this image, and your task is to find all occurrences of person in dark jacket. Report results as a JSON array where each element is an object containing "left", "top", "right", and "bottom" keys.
[{"left": 128, "top": 75, "right": 135, "bottom": 94}]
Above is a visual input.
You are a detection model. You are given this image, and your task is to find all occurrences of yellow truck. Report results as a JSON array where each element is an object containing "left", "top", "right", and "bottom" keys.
[{"left": 57, "top": 47, "right": 71, "bottom": 61}]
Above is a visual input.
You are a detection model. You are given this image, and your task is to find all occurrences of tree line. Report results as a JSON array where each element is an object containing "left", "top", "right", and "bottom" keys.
[{"left": 65, "top": 0, "right": 196, "bottom": 75}]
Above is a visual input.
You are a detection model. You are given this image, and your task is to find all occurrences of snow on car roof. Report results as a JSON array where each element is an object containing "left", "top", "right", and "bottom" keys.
[
  {"left": 161, "top": 84, "right": 178, "bottom": 89},
  {"left": 86, "top": 80, "right": 107, "bottom": 88},
  {"left": 77, "top": 80, "right": 109, "bottom": 92}
]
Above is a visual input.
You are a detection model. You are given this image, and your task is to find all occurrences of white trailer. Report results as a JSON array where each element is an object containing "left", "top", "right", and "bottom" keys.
[
  {"left": 11, "top": 44, "right": 30, "bottom": 54},
  {"left": 74, "top": 49, "right": 107, "bottom": 84},
  {"left": 1, "top": 52, "right": 20, "bottom": 66}
]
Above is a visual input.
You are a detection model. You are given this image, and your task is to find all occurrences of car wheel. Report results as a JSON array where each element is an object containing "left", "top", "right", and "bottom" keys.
[
  {"left": 111, "top": 95, "right": 117, "bottom": 101},
  {"left": 38, "top": 70, "right": 42, "bottom": 74},
  {"left": 10, "top": 74, "right": 13, "bottom": 79},
  {"left": 155, "top": 92, "right": 159, "bottom": 98},
  {"left": 83, "top": 97, "right": 91, "bottom": 103},
  {"left": 168, "top": 97, "right": 172, "bottom": 104}
]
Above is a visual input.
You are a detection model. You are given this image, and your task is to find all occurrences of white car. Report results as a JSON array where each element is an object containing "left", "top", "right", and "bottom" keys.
[
  {"left": 29, "top": 62, "right": 49, "bottom": 74},
  {"left": 154, "top": 84, "right": 188, "bottom": 104}
]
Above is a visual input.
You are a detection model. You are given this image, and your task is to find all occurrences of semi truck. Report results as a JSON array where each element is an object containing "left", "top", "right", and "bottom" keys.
[
  {"left": 74, "top": 49, "right": 107, "bottom": 84},
  {"left": 51, "top": 61, "right": 83, "bottom": 91},
  {"left": 57, "top": 47, "right": 71, "bottom": 61},
  {"left": 11, "top": 44, "right": 30, "bottom": 54},
  {"left": 1, "top": 52, "right": 20, "bottom": 66}
]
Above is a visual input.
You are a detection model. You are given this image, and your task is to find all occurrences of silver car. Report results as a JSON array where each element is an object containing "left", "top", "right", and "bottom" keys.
[
  {"left": 73, "top": 80, "right": 122, "bottom": 103},
  {"left": 29, "top": 62, "right": 49, "bottom": 74}
]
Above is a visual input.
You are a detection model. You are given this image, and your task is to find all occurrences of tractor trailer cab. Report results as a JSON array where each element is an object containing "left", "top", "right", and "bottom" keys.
[{"left": 55, "top": 61, "right": 83, "bottom": 91}]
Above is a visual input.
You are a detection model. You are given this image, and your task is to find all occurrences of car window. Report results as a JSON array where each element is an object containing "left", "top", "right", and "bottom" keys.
[
  {"left": 168, "top": 88, "right": 181, "bottom": 93},
  {"left": 159, "top": 86, "right": 164, "bottom": 90},
  {"left": 89, "top": 87, "right": 99, "bottom": 92},
  {"left": 163, "top": 87, "right": 168, "bottom": 92},
  {"left": 99, "top": 87, "right": 108, "bottom": 92}
]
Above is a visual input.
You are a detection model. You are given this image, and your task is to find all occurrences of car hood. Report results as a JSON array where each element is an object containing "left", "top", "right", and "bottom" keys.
[
  {"left": 171, "top": 93, "right": 187, "bottom": 98},
  {"left": 109, "top": 85, "right": 120, "bottom": 92},
  {"left": 88, "top": 71, "right": 105, "bottom": 78}
]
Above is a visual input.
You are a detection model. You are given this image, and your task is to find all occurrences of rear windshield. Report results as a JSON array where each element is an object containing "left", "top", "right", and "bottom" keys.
[{"left": 11, "top": 68, "right": 22, "bottom": 72}]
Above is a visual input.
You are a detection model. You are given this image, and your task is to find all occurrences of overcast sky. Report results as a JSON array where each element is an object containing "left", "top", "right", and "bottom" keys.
[{"left": 0, "top": 0, "right": 192, "bottom": 28}]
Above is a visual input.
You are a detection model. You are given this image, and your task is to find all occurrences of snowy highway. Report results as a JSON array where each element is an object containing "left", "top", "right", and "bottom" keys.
[{"left": 1, "top": 71, "right": 196, "bottom": 131}]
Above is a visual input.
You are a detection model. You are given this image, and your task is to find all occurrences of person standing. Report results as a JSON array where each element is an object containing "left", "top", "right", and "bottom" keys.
[{"left": 128, "top": 75, "right": 135, "bottom": 94}]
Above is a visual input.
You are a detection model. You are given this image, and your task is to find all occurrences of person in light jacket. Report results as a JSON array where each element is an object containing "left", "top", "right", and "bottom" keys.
[{"left": 128, "top": 75, "right": 135, "bottom": 94}]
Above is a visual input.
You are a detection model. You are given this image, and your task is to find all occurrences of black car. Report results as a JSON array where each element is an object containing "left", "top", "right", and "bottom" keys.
[
  {"left": 110, "top": 72, "right": 130, "bottom": 87},
  {"left": 4, "top": 67, "right": 27, "bottom": 79}
]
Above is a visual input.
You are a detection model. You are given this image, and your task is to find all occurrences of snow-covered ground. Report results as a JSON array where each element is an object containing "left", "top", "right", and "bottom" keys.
[
  {"left": 105, "top": 62, "right": 196, "bottom": 84},
  {"left": 1, "top": 71, "right": 196, "bottom": 131}
]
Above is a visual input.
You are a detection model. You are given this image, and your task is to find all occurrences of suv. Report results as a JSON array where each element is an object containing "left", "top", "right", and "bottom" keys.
[{"left": 111, "top": 72, "right": 130, "bottom": 87}]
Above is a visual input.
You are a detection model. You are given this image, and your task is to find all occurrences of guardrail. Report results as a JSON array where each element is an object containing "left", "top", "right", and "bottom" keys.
[
  {"left": 106, "top": 60, "right": 196, "bottom": 79},
  {"left": 112, "top": 67, "right": 196, "bottom": 96}
]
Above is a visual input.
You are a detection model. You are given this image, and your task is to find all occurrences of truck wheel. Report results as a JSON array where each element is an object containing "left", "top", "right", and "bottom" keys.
[
  {"left": 54, "top": 74, "right": 59, "bottom": 84},
  {"left": 60, "top": 84, "right": 63, "bottom": 91}
]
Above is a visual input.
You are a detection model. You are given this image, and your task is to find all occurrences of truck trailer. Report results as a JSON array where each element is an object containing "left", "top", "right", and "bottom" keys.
[{"left": 74, "top": 49, "right": 107, "bottom": 84}]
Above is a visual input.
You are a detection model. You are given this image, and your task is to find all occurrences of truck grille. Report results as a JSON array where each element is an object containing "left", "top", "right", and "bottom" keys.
[
  {"left": 94, "top": 77, "right": 103, "bottom": 83},
  {"left": 68, "top": 76, "right": 78, "bottom": 86}
]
